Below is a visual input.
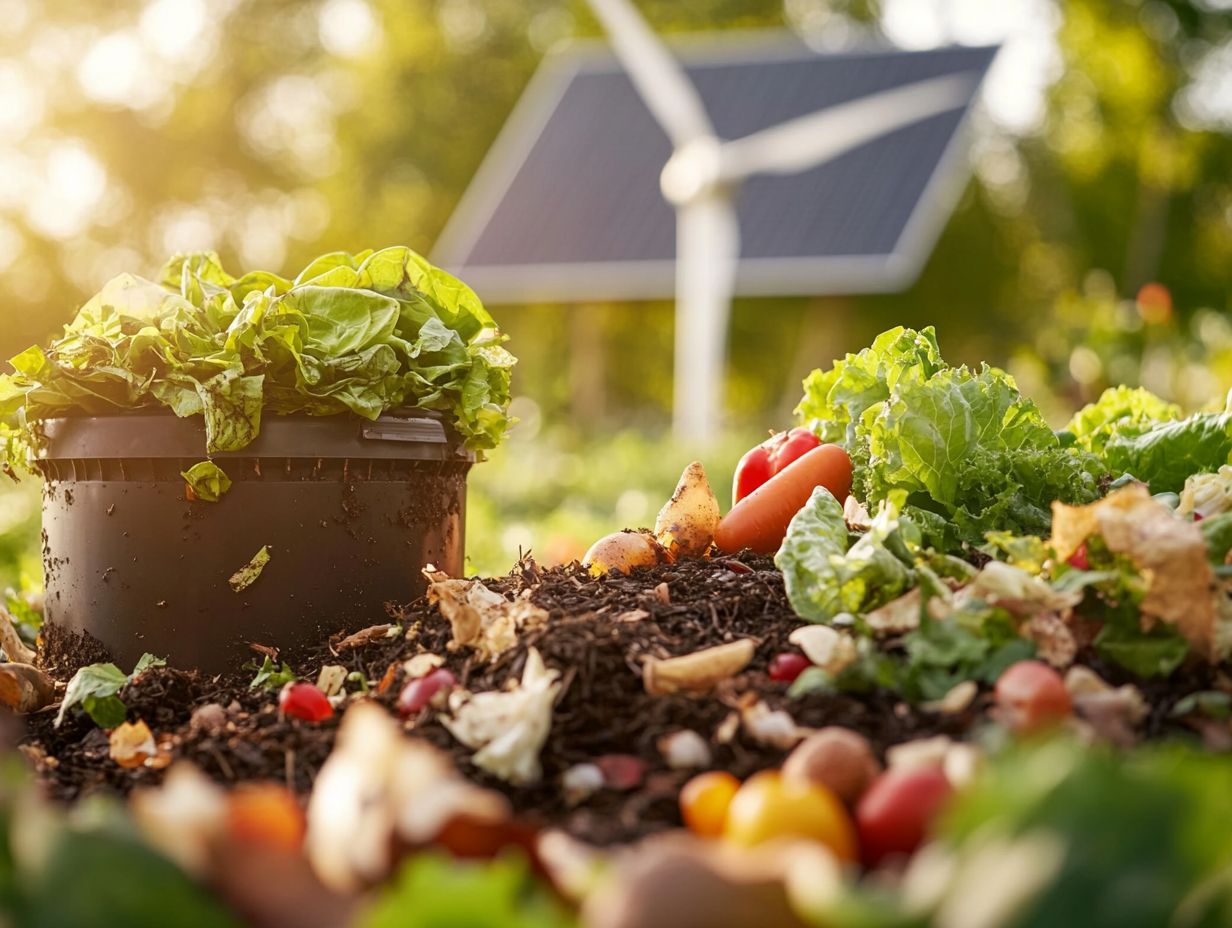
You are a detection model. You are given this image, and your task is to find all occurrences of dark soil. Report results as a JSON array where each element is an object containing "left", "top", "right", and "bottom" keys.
[{"left": 17, "top": 553, "right": 1220, "bottom": 846}]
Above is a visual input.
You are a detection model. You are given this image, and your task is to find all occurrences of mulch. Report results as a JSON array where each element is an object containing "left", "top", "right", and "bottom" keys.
[{"left": 15, "top": 553, "right": 1215, "bottom": 846}]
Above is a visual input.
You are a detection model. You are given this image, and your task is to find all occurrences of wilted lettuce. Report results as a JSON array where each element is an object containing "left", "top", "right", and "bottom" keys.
[
  {"left": 1, "top": 246, "right": 514, "bottom": 470},
  {"left": 796, "top": 326, "right": 1105, "bottom": 551},
  {"left": 1102, "top": 408, "right": 1232, "bottom": 493}
]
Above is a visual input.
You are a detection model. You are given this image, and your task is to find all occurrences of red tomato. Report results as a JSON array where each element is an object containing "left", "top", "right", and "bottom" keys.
[
  {"left": 278, "top": 682, "right": 333, "bottom": 722},
  {"left": 732, "top": 428, "right": 822, "bottom": 506},
  {"left": 769, "top": 652, "right": 810, "bottom": 683},
  {"left": 397, "top": 668, "right": 456, "bottom": 716},
  {"left": 1067, "top": 542, "right": 1090, "bottom": 570},
  {"left": 855, "top": 768, "right": 952, "bottom": 868},
  {"left": 995, "top": 660, "right": 1072, "bottom": 733}
]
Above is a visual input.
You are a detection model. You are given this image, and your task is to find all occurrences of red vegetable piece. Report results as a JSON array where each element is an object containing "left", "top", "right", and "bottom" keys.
[
  {"left": 596, "top": 754, "right": 647, "bottom": 791},
  {"left": 769, "top": 652, "right": 810, "bottom": 683},
  {"left": 397, "top": 668, "right": 457, "bottom": 717},
  {"left": 1067, "top": 542, "right": 1089, "bottom": 570},
  {"left": 994, "top": 660, "right": 1072, "bottom": 733},
  {"left": 732, "top": 428, "right": 823, "bottom": 506},
  {"left": 278, "top": 682, "right": 333, "bottom": 722},
  {"left": 855, "top": 767, "right": 952, "bottom": 868}
]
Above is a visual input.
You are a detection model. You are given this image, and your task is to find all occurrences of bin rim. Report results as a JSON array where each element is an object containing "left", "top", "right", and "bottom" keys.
[{"left": 35, "top": 408, "right": 477, "bottom": 463}]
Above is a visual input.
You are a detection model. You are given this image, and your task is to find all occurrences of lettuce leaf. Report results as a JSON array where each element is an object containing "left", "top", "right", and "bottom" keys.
[
  {"left": 1102, "top": 410, "right": 1232, "bottom": 493},
  {"left": 797, "top": 328, "right": 1106, "bottom": 551},
  {"left": 1065, "top": 385, "right": 1181, "bottom": 454},
  {"left": 1, "top": 246, "right": 514, "bottom": 471},
  {"left": 775, "top": 487, "right": 914, "bottom": 623}
]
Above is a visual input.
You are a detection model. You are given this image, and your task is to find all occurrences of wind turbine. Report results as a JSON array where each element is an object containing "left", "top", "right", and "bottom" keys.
[{"left": 585, "top": 0, "right": 980, "bottom": 443}]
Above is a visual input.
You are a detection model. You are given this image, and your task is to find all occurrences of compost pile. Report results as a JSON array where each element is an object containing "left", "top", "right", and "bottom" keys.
[{"left": 5, "top": 321, "right": 1232, "bottom": 928}]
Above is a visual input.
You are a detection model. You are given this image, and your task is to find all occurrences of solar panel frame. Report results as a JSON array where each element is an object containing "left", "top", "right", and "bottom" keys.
[{"left": 433, "top": 32, "right": 999, "bottom": 303}]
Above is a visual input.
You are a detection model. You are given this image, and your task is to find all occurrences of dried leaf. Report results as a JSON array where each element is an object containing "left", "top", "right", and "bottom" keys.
[
  {"left": 643, "top": 639, "right": 756, "bottom": 696},
  {"left": 1020, "top": 613, "right": 1078, "bottom": 668},
  {"left": 424, "top": 568, "right": 547, "bottom": 662},
  {"left": 334, "top": 624, "right": 394, "bottom": 652},
  {"left": 1052, "top": 484, "right": 1217, "bottom": 656},
  {"left": 0, "top": 603, "right": 36, "bottom": 665},
  {"left": 110, "top": 719, "right": 168, "bottom": 769},
  {"left": 960, "top": 561, "right": 1082, "bottom": 618}
]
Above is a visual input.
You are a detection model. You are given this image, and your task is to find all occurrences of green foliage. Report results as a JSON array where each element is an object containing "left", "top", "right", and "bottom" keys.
[
  {"left": 775, "top": 487, "right": 913, "bottom": 624},
  {"left": 796, "top": 326, "right": 1105, "bottom": 551},
  {"left": 180, "top": 461, "right": 232, "bottom": 503},
  {"left": 361, "top": 852, "right": 576, "bottom": 928},
  {"left": 1101, "top": 409, "right": 1232, "bottom": 494},
  {"left": 248, "top": 656, "right": 297, "bottom": 691},
  {"left": 2, "top": 247, "right": 513, "bottom": 473},
  {"left": 55, "top": 653, "right": 166, "bottom": 729}
]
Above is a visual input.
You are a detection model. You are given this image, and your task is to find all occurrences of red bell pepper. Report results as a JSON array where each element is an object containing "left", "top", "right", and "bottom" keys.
[{"left": 732, "top": 427, "right": 823, "bottom": 506}]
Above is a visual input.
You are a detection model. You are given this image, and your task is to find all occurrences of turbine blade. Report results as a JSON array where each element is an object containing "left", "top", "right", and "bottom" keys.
[
  {"left": 718, "top": 72, "right": 980, "bottom": 182},
  {"left": 585, "top": 0, "right": 713, "bottom": 146}
]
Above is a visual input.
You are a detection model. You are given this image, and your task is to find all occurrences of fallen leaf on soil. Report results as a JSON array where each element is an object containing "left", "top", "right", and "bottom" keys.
[
  {"left": 0, "top": 603, "right": 36, "bottom": 665},
  {"left": 424, "top": 567, "right": 547, "bottom": 662},
  {"left": 0, "top": 662, "right": 55, "bottom": 713},
  {"left": 1064, "top": 666, "right": 1147, "bottom": 747},
  {"left": 921, "top": 680, "right": 978, "bottom": 714},
  {"left": 788, "top": 626, "right": 857, "bottom": 675},
  {"left": 333, "top": 624, "right": 394, "bottom": 652},
  {"left": 442, "top": 647, "right": 561, "bottom": 785},
  {"left": 230, "top": 545, "right": 271, "bottom": 593},
  {"left": 1052, "top": 484, "right": 1218, "bottom": 657},
  {"left": 655, "top": 461, "right": 721, "bottom": 559},
  {"left": 643, "top": 639, "right": 756, "bottom": 696},
  {"left": 109, "top": 719, "right": 170, "bottom": 769}
]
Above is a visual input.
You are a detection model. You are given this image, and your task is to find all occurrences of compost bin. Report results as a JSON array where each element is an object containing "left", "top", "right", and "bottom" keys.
[{"left": 37, "top": 410, "right": 473, "bottom": 673}]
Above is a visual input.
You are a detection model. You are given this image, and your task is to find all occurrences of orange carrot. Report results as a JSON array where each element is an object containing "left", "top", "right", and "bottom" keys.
[{"left": 715, "top": 444, "right": 852, "bottom": 555}]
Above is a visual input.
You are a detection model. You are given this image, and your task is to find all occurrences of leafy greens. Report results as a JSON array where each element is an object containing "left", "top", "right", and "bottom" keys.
[
  {"left": 796, "top": 326, "right": 1105, "bottom": 550},
  {"left": 1, "top": 246, "right": 514, "bottom": 471}
]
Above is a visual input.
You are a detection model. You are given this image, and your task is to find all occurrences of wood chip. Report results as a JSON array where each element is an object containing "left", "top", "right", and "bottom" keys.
[
  {"left": 0, "top": 662, "right": 55, "bottom": 713},
  {"left": 0, "top": 604, "right": 36, "bottom": 665}
]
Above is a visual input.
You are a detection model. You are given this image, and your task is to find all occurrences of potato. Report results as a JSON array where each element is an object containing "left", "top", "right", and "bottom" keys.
[
  {"left": 655, "top": 461, "right": 721, "bottom": 559},
  {"left": 583, "top": 531, "right": 664, "bottom": 577},
  {"left": 782, "top": 727, "right": 881, "bottom": 806}
]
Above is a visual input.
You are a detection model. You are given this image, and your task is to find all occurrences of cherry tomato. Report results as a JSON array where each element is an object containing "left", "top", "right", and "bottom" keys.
[
  {"left": 769, "top": 652, "right": 811, "bottom": 683},
  {"left": 397, "top": 668, "right": 456, "bottom": 716},
  {"left": 995, "top": 660, "right": 1072, "bottom": 733},
  {"left": 732, "top": 427, "right": 823, "bottom": 506},
  {"left": 226, "top": 783, "right": 305, "bottom": 852},
  {"left": 1067, "top": 542, "right": 1090, "bottom": 570},
  {"left": 679, "top": 770, "right": 740, "bottom": 839},
  {"left": 278, "top": 682, "right": 333, "bottom": 722},
  {"left": 723, "top": 770, "right": 857, "bottom": 860},
  {"left": 855, "top": 768, "right": 951, "bottom": 868}
]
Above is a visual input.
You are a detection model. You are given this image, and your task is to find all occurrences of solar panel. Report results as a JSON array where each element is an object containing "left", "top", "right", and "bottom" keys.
[{"left": 433, "top": 34, "right": 998, "bottom": 303}]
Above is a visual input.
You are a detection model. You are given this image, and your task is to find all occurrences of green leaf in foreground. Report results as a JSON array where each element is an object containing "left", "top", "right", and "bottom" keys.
[
  {"left": 55, "top": 653, "right": 166, "bottom": 728},
  {"left": 180, "top": 460, "right": 232, "bottom": 502},
  {"left": 361, "top": 852, "right": 575, "bottom": 928},
  {"left": 229, "top": 545, "right": 270, "bottom": 593}
]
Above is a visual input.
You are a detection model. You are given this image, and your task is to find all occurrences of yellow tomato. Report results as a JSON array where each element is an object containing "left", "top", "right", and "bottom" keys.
[
  {"left": 722, "top": 770, "right": 857, "bottom": 861},
  {"left": 679, "top": 770, "right": 741, "bottom": 838}
]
